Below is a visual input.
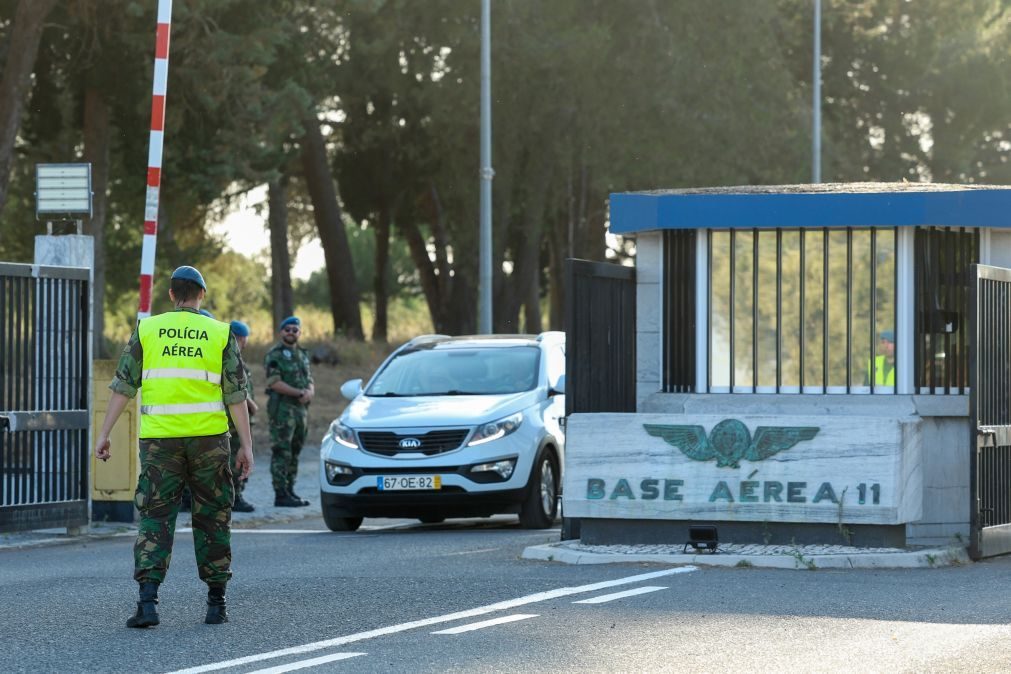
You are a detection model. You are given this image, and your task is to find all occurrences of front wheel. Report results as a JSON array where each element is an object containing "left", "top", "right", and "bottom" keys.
[
  {"left": 322, "top": 508, "right": 363, "bottom": 532},
  {"left": 519, "top": 452, "right": 559, "bottom": 529}
]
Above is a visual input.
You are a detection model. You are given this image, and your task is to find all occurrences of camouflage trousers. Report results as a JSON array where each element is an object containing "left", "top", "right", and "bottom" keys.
[
  {"left": 268, "top": 400, "right": 307, "bottom": 492},
  {"left": 228, "top": 429, "right": 247, "bottom": 496},
  {"left": 134, "top": 434, "right": 233, "bottom": 586}
]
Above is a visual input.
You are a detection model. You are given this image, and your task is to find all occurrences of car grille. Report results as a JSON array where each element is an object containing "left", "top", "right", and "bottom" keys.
[{"left": 358, "top": 429, "right": 470, "bottom": 456}]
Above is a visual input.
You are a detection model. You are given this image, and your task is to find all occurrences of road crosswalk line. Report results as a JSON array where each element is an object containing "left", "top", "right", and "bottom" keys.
[
  {"left": 432, "top": 614, "right": 539, "bottom": 635},
  {"left": 573, "top": 585, "right": 668, "bottom": 604},
  {"left": 243, "top": 652, "right": 366, "bottom": 674}
]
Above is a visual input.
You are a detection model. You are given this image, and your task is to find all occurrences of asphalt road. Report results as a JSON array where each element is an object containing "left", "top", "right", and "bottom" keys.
[{"left": 2, "top": 516, "right": 1011, "bottom": 673}]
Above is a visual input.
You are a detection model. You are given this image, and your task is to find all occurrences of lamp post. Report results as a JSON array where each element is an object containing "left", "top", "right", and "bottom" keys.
[
  {"left": 812, "top": 0, "right": 822, "bottom": 184},
  {"left": 478, "top": 0, "right": 494, "bottom": 334}
]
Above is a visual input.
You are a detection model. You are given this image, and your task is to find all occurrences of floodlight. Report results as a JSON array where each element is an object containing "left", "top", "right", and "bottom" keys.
[
  {"left": 683, "top": 525, "right": 719, "bottom": 554},
  {"left": 35, "top": 163, "right": 92, "bottom": 218}
]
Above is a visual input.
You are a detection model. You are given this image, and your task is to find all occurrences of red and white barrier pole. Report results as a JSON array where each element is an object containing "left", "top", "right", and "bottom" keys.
[{"left": 137, "top": 0, "right": 173, "bottom": 319}]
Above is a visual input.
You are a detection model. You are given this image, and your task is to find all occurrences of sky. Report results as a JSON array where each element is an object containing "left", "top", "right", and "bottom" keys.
[{"left": 210, "top": 184, "right": 324, "bottom": 281}]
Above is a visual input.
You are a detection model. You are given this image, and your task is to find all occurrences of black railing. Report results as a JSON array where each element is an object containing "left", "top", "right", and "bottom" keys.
[
  {"left": 915, "top": 227, "right": 978, "bottom": 394},
  {"left": 0, "top": 263, "right": 90, "bottom": 533},
  {"left": 663, "top": 230, "right": 696, "bottom": 392}
]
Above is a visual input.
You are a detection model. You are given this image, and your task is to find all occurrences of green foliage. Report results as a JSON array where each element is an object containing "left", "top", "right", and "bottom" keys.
[
  {"left": 293, "top": 220, "right": 419, "bottom": 309},
  {"left": 198, "top": 251, "right": 271, "bottom": 320},
  {"left": 1, "top": 0, "right": 1007, "bottom": 344}
]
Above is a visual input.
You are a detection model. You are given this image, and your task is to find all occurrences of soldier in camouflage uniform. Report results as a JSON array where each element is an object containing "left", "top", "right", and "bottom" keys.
[
  {"left": 94, "top": 266, "right": 253, "bottom": 628},
  {"left": 265, "top": 315, "right": 314, "bottom": 507},
  {"left": 227, "top": 320, "right": 259, "bottom": 512}
]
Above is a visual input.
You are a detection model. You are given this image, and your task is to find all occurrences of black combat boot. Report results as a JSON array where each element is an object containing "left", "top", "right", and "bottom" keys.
[
  {"left": 232, "top": 495, "right": 255, "bottom": 513},
  {"left": 274, "top": 489, "right": 302, "bottom": 507},
  {"left": 204, "top": 585, "right": 228, "bottom": 624},
  {"left": 287, "top": 487, "right": 310, "bottom": 507},
  {"left": 126, "top": 581, "right": 160, "bottom": 628}
]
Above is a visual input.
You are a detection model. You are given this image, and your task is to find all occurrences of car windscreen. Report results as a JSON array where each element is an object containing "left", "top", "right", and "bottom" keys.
[{"left": 366, "top": 346, "right": 541, "bottom": 396}]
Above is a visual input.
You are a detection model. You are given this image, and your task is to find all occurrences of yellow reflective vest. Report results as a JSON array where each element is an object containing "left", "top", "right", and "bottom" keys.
[
  {"left": 137, "top": 310, "right": 230, "bottom": 438},
  {"left": 868, "top": 355, "right": 896, "bottom": 386}
]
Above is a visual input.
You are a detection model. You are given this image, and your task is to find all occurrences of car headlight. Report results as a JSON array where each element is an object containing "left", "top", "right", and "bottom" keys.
[
  {"left": 470, "top": 459, "right": 516, "bottom": 479},
  {"left": 324, "top": 461, "right": 354, "bottom": 483},
  {"left": 328, "top": 420, "right": 358, "bottom": 449},
  {"left": 468, "top": 412, "right": 523, "bottom": 446}
]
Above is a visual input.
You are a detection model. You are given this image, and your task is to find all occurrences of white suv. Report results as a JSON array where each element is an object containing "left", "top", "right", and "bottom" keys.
[{"left": 319, "top": 332, "right": 566, "bottom": 532}]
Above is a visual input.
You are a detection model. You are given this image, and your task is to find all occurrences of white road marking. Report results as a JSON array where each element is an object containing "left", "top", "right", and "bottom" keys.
[
  {"left": 243, "top": 652, "right": 366, "bottom": 674},
  {"left": 573, "top": 585, "right": 669, "bottom": 604},
  {"left": 439, "top": 547, "right": 501, "bottom": 557},
  {"left": 432, "top": 614, "right": 539, "bottom": 635},
  {"left": 162, "top": 566, "right": 697, "bottom": 674}
]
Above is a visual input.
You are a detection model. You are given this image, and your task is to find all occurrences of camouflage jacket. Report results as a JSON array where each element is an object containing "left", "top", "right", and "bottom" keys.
[
  {"left": 109, "top": 307, "right": 248, "bottom": 406},
  {"left": 264, "top": 341, "right": 313, "bottom": 406},
  {"left": 226, "top": 360, "right": 255, "bottom": 430}
]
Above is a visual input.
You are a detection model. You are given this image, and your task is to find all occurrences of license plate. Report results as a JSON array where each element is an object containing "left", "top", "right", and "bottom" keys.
[{"left": 377, "top": 475, "right": 442, "bottom": 491}]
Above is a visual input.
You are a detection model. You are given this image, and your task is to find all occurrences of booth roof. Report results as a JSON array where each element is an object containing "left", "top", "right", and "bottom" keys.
[{"left": 609, "top": 182, "right": 1011, "bottom": 234}]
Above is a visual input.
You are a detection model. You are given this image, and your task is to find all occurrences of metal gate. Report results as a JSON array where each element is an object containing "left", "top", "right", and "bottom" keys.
[
  {"left": 562, "top": 259, "right": 635, "bottom": 539},
  {"left": 968, "top": 263, "right": 1011, "bottom": 559},
  {"left": 564, "top": 259, "right": 636, "bottom": 416},
  {"left": 0, "top": 263, "right": 90, "bottom": 533}
]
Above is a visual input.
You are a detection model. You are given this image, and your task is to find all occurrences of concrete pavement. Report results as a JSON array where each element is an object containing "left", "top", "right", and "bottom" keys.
[
  {"left": 522, "top": 538, "right": 971, "bottom": 569},
  {"left": 0, "top": 449, "right": 322, "bottom": 550}
]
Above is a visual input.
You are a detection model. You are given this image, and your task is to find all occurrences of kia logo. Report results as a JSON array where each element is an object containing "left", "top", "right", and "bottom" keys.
[{"left": 398, "top": 437, "right": 422, "bottom": 449}]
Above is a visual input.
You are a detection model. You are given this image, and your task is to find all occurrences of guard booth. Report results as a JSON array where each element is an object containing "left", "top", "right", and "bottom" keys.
[
  {"left": 562, "top": 183, "right": 1011, "bottom": 559},
  {"left": 0, "top": 263, "right": 91, "bottom": 533}
]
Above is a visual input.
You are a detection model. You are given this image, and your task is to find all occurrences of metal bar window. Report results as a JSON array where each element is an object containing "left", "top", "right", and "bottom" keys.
[
  {"left": 662, "top": 230, "right": 696, "bottom": 392},
  {"left": 706, "top": 227, "right": 896, "bottom": 394},
  {"left": 914, "top": 227, "right": 979, "bottom": 394}
]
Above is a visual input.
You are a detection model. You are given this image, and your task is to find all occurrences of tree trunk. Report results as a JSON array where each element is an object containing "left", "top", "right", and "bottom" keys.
[
  {"left": 428, "top": 183, "right": 452, "bottom": 301},
  {"left": 299, "top": 117, "right": 363, "bottom": 339},
  {"left": 547, "top": 215, "right": 566, "bottom": 331},
  {"left": 372, "top": 207, "right": 390, "bottom": 342},
  {"left": 400, "top": 218, "right": 445, "bottom": 333},
  {"left": 83, "top": 87, "right": 109, "bottom": 357},
  {"left": 525, "top": 266, "right": 541, "bottom": 333},
  {"left": 268, "top": 177, "right": 294, "bottom": 330},
  {"left": 447, "top": 269, "right": 476, "bottom": 335},
  {"left": 0, "top": 0, "right": 58, "bottom": 214}
]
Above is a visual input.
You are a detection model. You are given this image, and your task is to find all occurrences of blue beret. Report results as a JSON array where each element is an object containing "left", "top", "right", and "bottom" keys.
[
  {"left": 879, "top": 330, "right": 894, "bottom": 342},
  {"left": 198, "top": 309, "right": 215, "bottom": 319},
  {"left": 230, "top": 320, "right": 250, "bottom": 337},
  {"left": 279, "top": 316, "right": 300, "bottom": 330},
  {"left": 170, "top": 265, "right": 207, "bottom": 290}
]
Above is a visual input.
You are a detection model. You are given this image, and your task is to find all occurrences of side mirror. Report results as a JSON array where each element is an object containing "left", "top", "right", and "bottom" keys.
[
  {"left": 550, "top": 373, "right": 566, "bottom": 395},
  {"left": 340, "top": 378, "right": 363, "bottom": 401}
]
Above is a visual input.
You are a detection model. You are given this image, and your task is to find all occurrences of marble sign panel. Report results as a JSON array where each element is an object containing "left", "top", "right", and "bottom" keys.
[{"left": 563, "top": 413, "right": 923, "bottom": 525}]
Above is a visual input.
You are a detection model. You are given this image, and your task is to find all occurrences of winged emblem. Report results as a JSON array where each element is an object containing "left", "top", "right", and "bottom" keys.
[{"left": 643, "top": 419, "right": 819, "bottom": 468}]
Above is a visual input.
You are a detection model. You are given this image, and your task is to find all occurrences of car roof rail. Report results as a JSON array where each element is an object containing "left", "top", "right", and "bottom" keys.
[
  {"left": 404, "top": 334, "right": 452, "bottom": 348},
  {"left": 536, "top": 330, "right": 565, "bottom": 342}
]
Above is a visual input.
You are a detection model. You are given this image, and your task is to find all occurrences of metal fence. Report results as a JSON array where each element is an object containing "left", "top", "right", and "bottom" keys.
[
  {"left": 0, "top": 263, "right": 90, "bottom": 533},
  {"left": 968, "top": 263, "right": 1011, "bottom": 559}
]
